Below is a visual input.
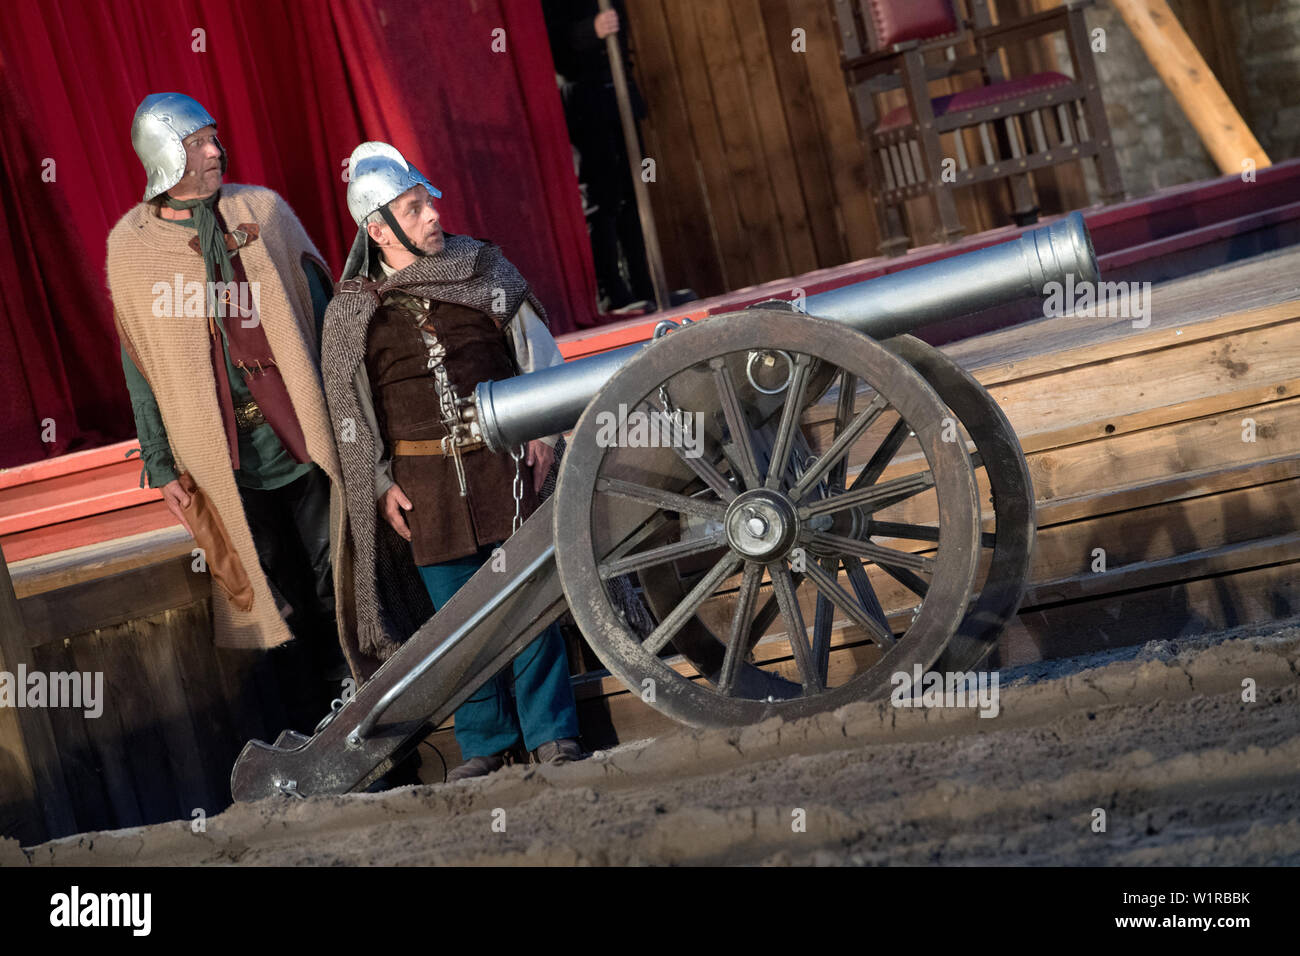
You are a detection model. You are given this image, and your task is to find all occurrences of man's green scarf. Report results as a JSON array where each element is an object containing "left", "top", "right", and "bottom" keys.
[{"left": 165, "top": 191, "right": 233, "bottom": 293}]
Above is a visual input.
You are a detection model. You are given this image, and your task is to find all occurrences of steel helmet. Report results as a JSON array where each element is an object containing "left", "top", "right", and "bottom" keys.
[
  {"left": 131, "top": 92, "right": 225, "bottom": 201},
  {"left": 346, "top": 142, "right": 441, "bottom": 225},
  {"left": 341, "top": 141, "right": 443, "bottom": 281}
]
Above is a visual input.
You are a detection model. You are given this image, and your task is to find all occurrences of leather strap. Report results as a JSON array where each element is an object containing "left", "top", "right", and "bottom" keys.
[
  {"left": 336, "top": 276, "right": 384, "bottom": 295},
  {"left": 187, "top": 222, "right": 261, "bottom": 256},
  {"left": 393, "top": 438, "right": 484, "bottom": 457},
  {"left": 378, "top": 203, "right": 426, "bottom": 257}
]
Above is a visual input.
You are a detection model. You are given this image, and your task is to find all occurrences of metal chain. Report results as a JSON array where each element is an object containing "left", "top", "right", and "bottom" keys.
[
  {"left": 433, "top": 362, "right": 455, "bottom": 423},
  {"left": 657, "top": 382, "right": 687, "bottom": 432},
  {"left": 653, "top": 318, "right": 692, "bottom": 434},
  {"left": 510, "top": 444, "right": 525, "bottom": 534}
]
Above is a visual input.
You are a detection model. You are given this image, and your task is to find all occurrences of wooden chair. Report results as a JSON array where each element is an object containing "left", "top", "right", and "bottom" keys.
[{"left": 831, "top": 0, "right": 1125, "bottom": 255}]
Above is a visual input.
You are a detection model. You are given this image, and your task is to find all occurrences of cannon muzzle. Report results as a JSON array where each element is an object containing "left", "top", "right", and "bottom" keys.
[{"left": 476, "top": 211, "right": 1097, "bottom": 451}]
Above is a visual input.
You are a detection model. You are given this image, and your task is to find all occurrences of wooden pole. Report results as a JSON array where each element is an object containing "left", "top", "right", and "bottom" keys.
[
  {"left": 1110, "top": 0, "right": 1270, "bottom": 175},
  {"left": 597, "top": 0, "right": 671, "bottom": 311},
  {"left": 0, "top": 542, "right": 76, "bottom": 843}
]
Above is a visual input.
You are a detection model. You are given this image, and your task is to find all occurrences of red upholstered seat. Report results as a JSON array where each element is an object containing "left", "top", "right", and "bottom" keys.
[{"left": 876, "top": 71, "right": 1073, "bottom": 131}]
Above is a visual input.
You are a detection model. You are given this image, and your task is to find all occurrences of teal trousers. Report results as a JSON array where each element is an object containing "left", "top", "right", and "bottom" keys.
[{"left": 417, "top": 543, "right": 580, "bottom": 758}]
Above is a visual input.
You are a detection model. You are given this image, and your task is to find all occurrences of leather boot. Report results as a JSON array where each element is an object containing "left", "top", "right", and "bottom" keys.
[
  {"left": 534, "top": 737, "right": 584, "bottom": 765},
  {"left": 446, "top": 752, "right": 509, "bottom": 783}
]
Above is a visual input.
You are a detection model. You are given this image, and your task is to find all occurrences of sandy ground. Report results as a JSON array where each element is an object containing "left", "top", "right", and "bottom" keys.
[{"left": 5, "top": 621, "right": 1300, "bottom": 866}]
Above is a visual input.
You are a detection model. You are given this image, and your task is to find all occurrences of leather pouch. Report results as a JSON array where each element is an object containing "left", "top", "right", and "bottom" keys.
[{"left": 177, "top": 471, "right": 254, "bottom": 612}]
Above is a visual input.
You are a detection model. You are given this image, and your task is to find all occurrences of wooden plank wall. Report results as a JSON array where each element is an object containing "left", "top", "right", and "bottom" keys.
[
  {"left": 4, "top": 555, "right": 319, "bottom": 841},
  {"left": 0, "top": 545, "right": 72, "bottom": 845},
  {"left": 623, "top": 0, "right": 1098, "bottom": 298}
]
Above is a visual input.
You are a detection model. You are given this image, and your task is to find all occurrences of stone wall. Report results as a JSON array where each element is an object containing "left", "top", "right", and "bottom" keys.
[
  {"left": 1228, "top": 0, "right": 1300, "bottom": 162},
  {"left": 1051, "top": 0, "right": 1300, "bottom": 199}
]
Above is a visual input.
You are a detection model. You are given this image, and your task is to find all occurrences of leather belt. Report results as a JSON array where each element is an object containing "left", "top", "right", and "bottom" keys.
[
  {"left": 233, "top": 398, "right": 266, "bottom": 434},
  {"left": 393, "top": 437, "right": 485, "bottom": 457}
]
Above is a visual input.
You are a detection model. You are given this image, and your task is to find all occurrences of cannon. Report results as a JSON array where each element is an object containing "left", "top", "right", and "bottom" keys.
[{"left": 231, "top": 213, "right": 1098, "bottom": 799}]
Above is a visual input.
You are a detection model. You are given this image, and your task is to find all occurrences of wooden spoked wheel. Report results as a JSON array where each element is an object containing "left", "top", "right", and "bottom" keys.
[{"left": 554, "top": 311, "right": 983, "bottom": 728}]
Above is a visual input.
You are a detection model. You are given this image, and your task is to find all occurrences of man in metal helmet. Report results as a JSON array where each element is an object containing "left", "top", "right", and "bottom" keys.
[
  {"left": 107, "top": 92, "right": 354, "bottom": 733},
  {"left": 321, "top": 141, "right": 582, "bottom": 782}
]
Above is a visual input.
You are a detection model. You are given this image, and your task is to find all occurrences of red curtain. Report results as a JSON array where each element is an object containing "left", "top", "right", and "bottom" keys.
[{"left": 0, "top": 0, "right": 599, "bottom": 468}]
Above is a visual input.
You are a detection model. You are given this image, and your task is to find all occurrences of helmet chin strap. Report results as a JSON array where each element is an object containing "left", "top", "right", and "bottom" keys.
[{"left": 378, "top": 203, "right": 427, "bottom": 258}]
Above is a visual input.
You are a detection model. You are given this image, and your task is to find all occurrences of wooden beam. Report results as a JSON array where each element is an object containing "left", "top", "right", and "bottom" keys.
[
  {"left": 1111, "top": 0, "right": 1270, "bottom": 175},
  {"left": 19, "top": 554, "right": 210, "bottom": 648}
]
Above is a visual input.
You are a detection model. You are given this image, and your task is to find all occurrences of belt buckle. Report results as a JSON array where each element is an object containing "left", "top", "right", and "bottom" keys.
[{"left": 235, "top": 400, "right": 265, "bottom": 433}]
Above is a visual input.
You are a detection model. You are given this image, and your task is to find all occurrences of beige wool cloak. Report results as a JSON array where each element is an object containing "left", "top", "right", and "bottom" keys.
[{"left": 106, "top": 184, "right": 367, "bottom": 677}]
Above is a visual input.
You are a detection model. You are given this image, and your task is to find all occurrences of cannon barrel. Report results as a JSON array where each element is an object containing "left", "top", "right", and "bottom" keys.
[{"left": 476, "top": 211, "right": 1098, "bottom": 452}]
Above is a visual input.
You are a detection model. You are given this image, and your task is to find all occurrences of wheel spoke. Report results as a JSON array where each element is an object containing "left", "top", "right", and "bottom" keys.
[
  {"left": 711, "top": 358, "right": 761, "bottom": 491},
  {"left": 603, "top": 510, "right": 681, "bottom": 565},
  {"left": 764, "top": 354, "right": 814, "bottom": 490},
  {"left": 802, "top": 556, "right": 895, "bottom": 648},
  {"left": 869, "top": 520, "right": 939, "bottom": 542},
  {"left": 800, "top": 470, "right": 934, "bottom": 518},
  {"left": 789, "top": 395, "right": 888, "bottom": 501},
  {"left": 770, "top": 563, "right": 822, "bottom": 693},
  {"left": 718, "top": 562, "right": 762, "bottom": 695},
  {"left": 746, "top": 569, "right": 806, "bottom": 648},
  {"left": 844, "top": 556, "right": 893, "bottom": 643},
  {"left": 850, "top": 418, "right": 910, "bottom": 491},
  {"left": 827, "top": 371, "right": 858, "bottom": 493},
  {"left": 807, "top": 531, "right": 935, "bottom": 573},
  {"left": 596, "top": 476, "right": 727, "bottom": 521},
  {"left": 642, "top": 552, "right": 744, "bottom": 657},
  {"left": 869, "top": 520, "right": 994, "bottom": 549},
  {"left": 876, "top": 561, "right": 930, "bottom": 598},
  {"left": 599, "top": 530, "right": 726, "bottom": 579},
  {"left": 655, "top": 403, "right": 737, "bottom": 502},
  {"left": 811, "top": 561, "right": 835, "bottom": 687}
]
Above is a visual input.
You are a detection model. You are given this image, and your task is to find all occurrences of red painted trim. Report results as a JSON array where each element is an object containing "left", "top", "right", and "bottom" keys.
[
  {"left": 3, "top": 501, "right": 180, "bottom": 564},
  {"left": 0, "top": 440, "right": 145, "bottom": 490},
  {"left": 1099, "top": 200, "right": 1300, "bottom": 270}
]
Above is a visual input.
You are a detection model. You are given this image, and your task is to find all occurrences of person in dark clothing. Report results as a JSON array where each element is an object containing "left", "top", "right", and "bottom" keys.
[{"left": 544, "top": 0, "right": 655, "bottom": 311}]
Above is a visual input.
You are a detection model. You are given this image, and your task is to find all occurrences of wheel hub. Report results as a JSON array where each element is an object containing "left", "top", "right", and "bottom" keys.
[{"left": 725, "top": 490, "right": 798, "bottom": 561}]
